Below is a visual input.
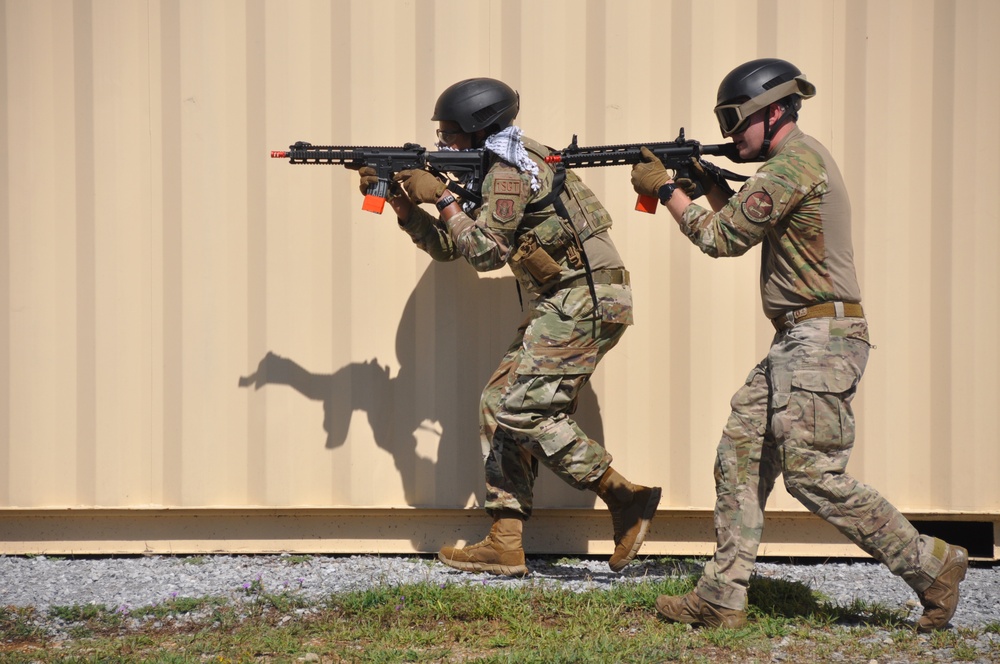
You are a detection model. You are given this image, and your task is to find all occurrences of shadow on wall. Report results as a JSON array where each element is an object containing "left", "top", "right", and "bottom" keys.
[{"left": 240, "top": 261, "right": 606, "bottom": 513}]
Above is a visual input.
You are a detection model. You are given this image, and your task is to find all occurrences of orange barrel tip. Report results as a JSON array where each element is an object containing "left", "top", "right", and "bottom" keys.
[{"left": 271, "top": 151, "right": 288, "bottom": 158}]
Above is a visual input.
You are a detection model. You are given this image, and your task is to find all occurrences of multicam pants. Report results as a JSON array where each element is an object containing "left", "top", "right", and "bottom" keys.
[
  {"left": 480, "top": 284, "right": 630, "bottom": 517},
  {"left": 696, "top": 316, "right": 950, "bottom": 610}
]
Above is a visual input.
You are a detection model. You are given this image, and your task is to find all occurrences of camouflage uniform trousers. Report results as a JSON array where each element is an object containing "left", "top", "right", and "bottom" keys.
[
  {"left": 696, "top": 316, "right": 950, "bottom": 611},
  {"left": 480, "top": 284, "right": 629, "bottom": 517}
]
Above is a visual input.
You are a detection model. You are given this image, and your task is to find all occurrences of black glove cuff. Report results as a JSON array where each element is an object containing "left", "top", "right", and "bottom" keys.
[
  {"left": 435, "top": 194, "right": 457, "bottom": 212},
  {"left": 657, "top": 182, "right": 678, "bottom": 205}
]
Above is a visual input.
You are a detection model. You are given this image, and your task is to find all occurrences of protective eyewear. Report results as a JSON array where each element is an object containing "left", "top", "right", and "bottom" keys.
[
  {"left": 714, "top": 101, "right": 757, "bottom": 137},
  {"left": 715, "top": 76, "right": 816, "bottom": 138},
  {"left": 435, "top": 128, "right": 467, "bottom": 143}
]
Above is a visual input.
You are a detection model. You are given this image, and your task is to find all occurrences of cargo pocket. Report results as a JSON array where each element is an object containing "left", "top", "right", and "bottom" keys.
[
  {"left": 515, "top": 343, "right": 599, "bottom": 376},
  {"left": 783, "top": 366, "right": 858, "bottom": 453}
]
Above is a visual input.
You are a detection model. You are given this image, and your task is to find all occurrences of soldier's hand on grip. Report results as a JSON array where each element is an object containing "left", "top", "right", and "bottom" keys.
[
  {"left": 395, "top": 169, "right": 448, "bottom": 205},
  {"left": 630, "top": 146, "right": 672, "bottom": 198},
  {"left": 348, "top": 165, "right": 380, "bottom": 197},
  {"left": 674, "top": 157, "right": 709, "bottom": 199}
]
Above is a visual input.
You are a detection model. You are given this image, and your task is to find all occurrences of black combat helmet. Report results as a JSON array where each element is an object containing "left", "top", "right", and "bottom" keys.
[
  {"left": 714, "top": 58, "right": 816, "bottom": 138},
  {"left": 432, "top": 78, "right": 520, "bottom": 134}
]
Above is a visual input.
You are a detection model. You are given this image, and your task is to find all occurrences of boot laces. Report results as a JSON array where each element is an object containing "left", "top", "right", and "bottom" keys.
[
  {"left": 610, "top": 509, "right": 628, "bottom": 543},
  {"left": 465, "top": 535, "right": 494, "bottom": 551}
]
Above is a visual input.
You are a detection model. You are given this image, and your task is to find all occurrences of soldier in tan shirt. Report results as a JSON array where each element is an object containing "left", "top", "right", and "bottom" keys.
[{"left": 630, "top": 58, "right": 966, "bottom": 632}]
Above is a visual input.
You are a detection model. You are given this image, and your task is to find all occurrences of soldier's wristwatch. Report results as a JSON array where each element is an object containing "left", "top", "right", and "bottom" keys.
[
  {"left": 435, "top": 194, "right": 457, "bottom": 212},
  {"left": 657, "top": 182, "right": 678, "bottom": 205}
]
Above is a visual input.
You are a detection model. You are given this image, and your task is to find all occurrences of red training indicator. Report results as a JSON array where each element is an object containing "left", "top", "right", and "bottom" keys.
[
  {"left": 635, "top": 194, "right": 658, "bottom": 214},
  {"left": 362, "top": 195, "right": 386, "bottom": 214}
]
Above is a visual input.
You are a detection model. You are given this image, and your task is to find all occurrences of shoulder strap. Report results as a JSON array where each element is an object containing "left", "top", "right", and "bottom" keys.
[
  {"left": 513, "top": 150, "right": 600, "bottom": 324},
  {"left": 523, "top": 167, "right": 566, "bottom": 214}
]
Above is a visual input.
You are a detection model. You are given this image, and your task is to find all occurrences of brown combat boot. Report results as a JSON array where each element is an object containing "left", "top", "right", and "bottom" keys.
[
  {"left": 916, "top": 543, "right": 968, "bottom": 632},
  {"left": 655, "top": 591, "right": 747, "bottom": 629},
  {"left": 437, "top": 516, "right": 529, "bottom": 577},
  {"left": 594, "top": 467, "right": 662, "bottom": 571}
]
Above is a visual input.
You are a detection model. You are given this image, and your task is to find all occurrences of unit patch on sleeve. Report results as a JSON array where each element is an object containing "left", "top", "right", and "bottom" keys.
[
  {"left": 493, "top": 197, "right": 517, "bottom": 224},
  {"left": 742, "top": 190, "right": 774, "bottom": 223}
]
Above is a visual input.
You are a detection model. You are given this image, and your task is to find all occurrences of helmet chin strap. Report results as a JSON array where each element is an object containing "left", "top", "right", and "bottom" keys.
[{"left": 758, "top": 104, "right": 794, "bottom": 160}]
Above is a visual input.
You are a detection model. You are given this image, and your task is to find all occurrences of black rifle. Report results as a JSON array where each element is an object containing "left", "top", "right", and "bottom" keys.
[
  {"left": 271, "top": 141, "right": 488, "bottom": 214},
  {"left": 543, "top": 128, "right": 748, "bottom": 212}
]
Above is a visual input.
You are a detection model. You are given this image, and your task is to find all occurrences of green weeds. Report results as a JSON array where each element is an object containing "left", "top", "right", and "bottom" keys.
[{"left": 0, "top": 560, "right": 993, "bottom": 663}]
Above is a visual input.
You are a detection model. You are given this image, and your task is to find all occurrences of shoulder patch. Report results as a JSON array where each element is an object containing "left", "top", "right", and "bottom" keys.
[
  {"left": 493, "top": 198, "right": 517, "bottom": 224},
  {"left": 742, "top": 190, "right": 774, "bottom": 223},
  {"left": 493, "top": 178, "right": 522, "bottom": 196}
]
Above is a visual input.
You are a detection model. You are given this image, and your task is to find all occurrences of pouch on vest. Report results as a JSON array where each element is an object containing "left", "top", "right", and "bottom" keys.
[{"left": 510, "top": 233, "right": 562, "bottom": 286}]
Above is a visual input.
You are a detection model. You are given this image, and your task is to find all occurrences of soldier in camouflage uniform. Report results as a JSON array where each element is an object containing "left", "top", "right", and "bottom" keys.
[
  {"left": 356, "top": 78, "right": 661, "bottom": 576},
  {"left": 630, "top": 59, "right": 967, "bottom": 631}
]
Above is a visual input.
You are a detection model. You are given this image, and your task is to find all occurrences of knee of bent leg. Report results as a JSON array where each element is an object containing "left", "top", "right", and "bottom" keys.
[
  {"left": 778, "top": 444, "right": 828, "bottom": 505},
  {"left": 782, "top": 469, "right": 813, "bottom": 500}
]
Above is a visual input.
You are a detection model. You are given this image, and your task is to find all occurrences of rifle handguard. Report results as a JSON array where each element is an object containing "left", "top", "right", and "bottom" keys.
[{"left": 271, "top": 141, "right": 487, "bottom": 214}]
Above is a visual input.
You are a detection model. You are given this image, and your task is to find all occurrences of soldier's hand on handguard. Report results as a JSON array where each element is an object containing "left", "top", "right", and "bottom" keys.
[
  {"left": 630, "top": 147, "right": 672, "bottom": 198},
  {"left": 394, "top": 169, "right": 448, "bottom": 205}
]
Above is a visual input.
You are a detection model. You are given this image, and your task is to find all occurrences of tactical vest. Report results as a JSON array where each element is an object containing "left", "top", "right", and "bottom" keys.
[{"left": 507, "top": 137, "right": 613, "bottom": 303}]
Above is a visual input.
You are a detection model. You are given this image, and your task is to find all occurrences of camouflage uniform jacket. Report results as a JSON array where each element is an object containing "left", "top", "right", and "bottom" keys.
[
  {"left": 398, "top": 135, "right": 632, "bottom": 325},
  {"left": 679, "top": 127, "right": 862, "bottom": 320}
]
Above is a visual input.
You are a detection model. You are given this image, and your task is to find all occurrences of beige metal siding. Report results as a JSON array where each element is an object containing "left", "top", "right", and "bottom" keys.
[{"left": 1, "top": 0, "right": 998, "bottom": 555}]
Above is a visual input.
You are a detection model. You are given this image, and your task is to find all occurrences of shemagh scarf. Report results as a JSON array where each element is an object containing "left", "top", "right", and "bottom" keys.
[
  {"left": 483, "top": 125, "right": 541, "bottom": 194},
  {"left": 439, "top": 125, "right": 541, "bottom": 214}
]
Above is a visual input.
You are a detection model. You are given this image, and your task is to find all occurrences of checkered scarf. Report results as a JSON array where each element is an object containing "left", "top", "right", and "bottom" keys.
[{"left": 483, "top": 125, "right": 541, "bottom": 193}]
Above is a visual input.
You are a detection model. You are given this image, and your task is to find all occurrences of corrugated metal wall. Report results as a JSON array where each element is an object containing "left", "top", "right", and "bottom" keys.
[{"left": 1, "top": 0, "right": 998, "bottom": 554}]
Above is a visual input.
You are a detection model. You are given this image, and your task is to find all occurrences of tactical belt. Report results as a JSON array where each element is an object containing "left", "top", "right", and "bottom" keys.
[
  {"left": 771, "top": 301, "right": 864, "bottom": 332},
  {"left": 550, "top": 268, "right": 630, "bottom": 293}
]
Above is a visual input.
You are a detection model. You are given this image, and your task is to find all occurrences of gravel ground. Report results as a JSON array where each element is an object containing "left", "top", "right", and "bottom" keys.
[{"left": 1, "top": 553, "right": 998, "bottom": 629}]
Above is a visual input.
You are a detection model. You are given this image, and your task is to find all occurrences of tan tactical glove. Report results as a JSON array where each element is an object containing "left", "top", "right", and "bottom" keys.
[
  {"left": 674, "top": 157, "right": 709, "bottom": 198},
  {"left": 394, "top": 169, "right": 447, "bottom": 204},
  {"left": 349, "top": 165, "right": 380, "bottom": 196},
  {"left": 630, "top": 147, "right": 672, "bottom": 198}
]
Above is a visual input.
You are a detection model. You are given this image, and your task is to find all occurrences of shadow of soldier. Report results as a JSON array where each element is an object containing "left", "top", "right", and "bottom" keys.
[{"left": 240, "top": 261, "right": 608, "bottom": 530}]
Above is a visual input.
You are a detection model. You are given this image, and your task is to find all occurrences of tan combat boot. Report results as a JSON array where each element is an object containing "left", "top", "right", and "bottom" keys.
[
  {"left": 655, "top": 591, "right": 747, "bottom": 629},
  {"left": 437, "top": 516, "right": 529, "bottom": 577},
  {"left": 594, "top": 467, "right": 662, "bottom": 571},
  {"left": 916, "top": 543, "right": 968, "bottom": 632}
]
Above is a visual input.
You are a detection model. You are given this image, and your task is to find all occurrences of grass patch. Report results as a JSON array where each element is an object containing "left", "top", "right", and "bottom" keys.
[
  {"left": 0, "top": 562, "right": 990, "bottom": 663},
  {"left": 0, "top": 606, "right": 44, "bottom": 642},
  {"left": 283, "top": 554, "right": 313, "bottom": 565}
]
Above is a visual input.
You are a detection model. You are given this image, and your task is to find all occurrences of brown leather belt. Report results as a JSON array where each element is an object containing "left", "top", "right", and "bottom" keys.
[
  {"left": 771, "top": 301, "right": 864, "bottom": 331},
  {"left": 554, "top": 268, "right": 630, "bottom": 292}
]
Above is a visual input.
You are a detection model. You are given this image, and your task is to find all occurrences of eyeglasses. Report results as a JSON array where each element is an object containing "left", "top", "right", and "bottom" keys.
[{"left": 436, "top": 128, "right": 466, "bottom": 143}]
